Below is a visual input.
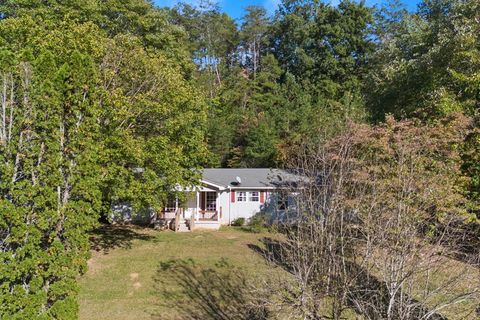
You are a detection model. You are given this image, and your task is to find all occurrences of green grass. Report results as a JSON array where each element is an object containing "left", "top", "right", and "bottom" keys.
[
  {"left": 79, "top": 225, "right": 479, "bottom": 320},
  {"left": 78, "top": 226, "right": 282, "bottom": 320}
]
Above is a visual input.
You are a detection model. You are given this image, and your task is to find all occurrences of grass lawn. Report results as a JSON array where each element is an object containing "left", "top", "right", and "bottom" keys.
[
  {"left": 78, "top": 226, "right": 283, "bottom": 320},
  {"left": 79, "top": 225, "right": 479, "bottom": 320}
]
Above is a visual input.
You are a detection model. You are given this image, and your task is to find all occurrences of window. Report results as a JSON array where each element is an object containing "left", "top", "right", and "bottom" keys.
[
  {"left": 237, "top": 191, "right": 247, "bottom": 202},
  {"left": 249, "top": 191, "right": 259, "bottom": 202},
  {"left": 206, "top": 192, "right": 217, "bottom": 211}
]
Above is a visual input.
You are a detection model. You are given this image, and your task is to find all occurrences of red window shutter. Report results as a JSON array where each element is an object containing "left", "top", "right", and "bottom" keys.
[
  {"left": 260, "top": 191, "right": 265, "bottom": 204},
  {"left": 230, "top": 190, "right": 235, "bottom": 203}
]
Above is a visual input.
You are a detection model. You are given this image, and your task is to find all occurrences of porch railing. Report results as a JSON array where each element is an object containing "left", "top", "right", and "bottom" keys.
[
  {"left": 198, "top": 210, "right": 218, "bottom": 221},
  {"left": 161, "top": 208, "right": 219, "bottom": 222},
  {"left": 161, "top": 210, "right": 177, "bottom": 220}
]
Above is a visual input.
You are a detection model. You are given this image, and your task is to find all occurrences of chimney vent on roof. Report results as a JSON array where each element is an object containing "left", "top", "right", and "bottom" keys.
[{"left": 235, "top": 176, "right": 242, "bottom": 184}]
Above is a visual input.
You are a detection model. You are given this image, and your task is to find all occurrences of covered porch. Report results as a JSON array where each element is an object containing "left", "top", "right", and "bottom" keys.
[{"left": 160, "top": 188, "right": 222, "bottom": 231}]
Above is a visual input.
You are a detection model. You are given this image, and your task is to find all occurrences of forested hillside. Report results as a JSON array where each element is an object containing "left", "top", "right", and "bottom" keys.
[
  {"left": 169, "top": 0, "right": 478, "bottom": 212},
  {"left": 0, "top": 0, "right": 478, "bottom": 319},
  {"left": 168, "top": 0, "right": 478, "bottom": 171},
  {"left": 167, "top": 0, "right": 478, "bottom": 209}
]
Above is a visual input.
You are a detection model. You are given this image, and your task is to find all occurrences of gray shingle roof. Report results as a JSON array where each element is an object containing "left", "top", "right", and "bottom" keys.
[{"left": 202, "top": 168, "right": 298, "bottom": 189}]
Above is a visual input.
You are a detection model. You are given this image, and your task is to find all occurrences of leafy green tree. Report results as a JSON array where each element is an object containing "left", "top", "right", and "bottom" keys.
[
  {"left": 366, "top": 0, "right": 480, "bottom": 120},
  {"left": 271, "top": 0, "right": 373, "bottom": 95},
  {"left": 0, "top": 17, "right": 104, "bottom": 319},
  {"left": 0, "top": 0, "right": 193, "bottom": 72},
  {"left": 366, "top": 0, "right": 479, "bottom": 211},
  {"left": 169, "top": 1, "right": 239, "bottom": 96},
  {"left": 0, "top": 1, "right": 209, "bottom": 318},
  {"left": 206, "top": 68, "right": 248, "bottom": 166},
  {"left": 446, "top": 0, "right": 480, "bottom": 210},
  {"left": 267, "top": 0, "right": 373, "bottom": 154},
  {"left": 243, "top": 116, "right": 280, "bottom": 167},
  {"left": 98, "top": 33, "right": 209, "bottom": 213}
]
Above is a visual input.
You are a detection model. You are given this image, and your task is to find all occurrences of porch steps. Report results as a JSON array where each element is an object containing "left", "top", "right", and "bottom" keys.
[{"left": 177, "top": 220, "right": 190, "bottom": 232}]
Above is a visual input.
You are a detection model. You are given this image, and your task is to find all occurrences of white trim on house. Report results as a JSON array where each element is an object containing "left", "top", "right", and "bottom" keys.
[
  {"left": 199, "top": 179, "right": 227, "bottom": 190},
  {"left": 219, "top": 186, "right": 277, "bottom": 190}
]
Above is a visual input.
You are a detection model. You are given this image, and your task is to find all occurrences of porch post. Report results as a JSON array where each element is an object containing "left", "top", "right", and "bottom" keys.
[
  {"left": 174, "top": 196, "right": 180, "bottom": 232},
  {"left": 195, "top": 190, "right": 200, "bottom": 222},
  {"left": 217, "top": 192, "right": 220, "bottom": 222}
]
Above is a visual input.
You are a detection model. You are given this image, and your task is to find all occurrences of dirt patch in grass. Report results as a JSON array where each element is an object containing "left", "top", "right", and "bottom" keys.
[{"left": 129, "top": 272, "right": 139, "bottom": 280}]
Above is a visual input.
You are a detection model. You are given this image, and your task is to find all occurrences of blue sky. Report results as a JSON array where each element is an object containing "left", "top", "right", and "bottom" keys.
[{"left": 154, "top": 0, "right": 421, "bottom": 20}]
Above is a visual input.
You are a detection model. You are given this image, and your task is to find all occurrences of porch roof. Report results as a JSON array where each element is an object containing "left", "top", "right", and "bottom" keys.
[{"left": 201, "top": 168, "right": 300, "bottom": 190}]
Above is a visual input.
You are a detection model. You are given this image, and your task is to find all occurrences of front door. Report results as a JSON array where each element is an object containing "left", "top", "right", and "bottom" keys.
[
  {"left": 199, "top": 191, "right": 217, "bottom": 220},
  {"left": 200, "top": 191, "right": 217, "bottom": 211}
]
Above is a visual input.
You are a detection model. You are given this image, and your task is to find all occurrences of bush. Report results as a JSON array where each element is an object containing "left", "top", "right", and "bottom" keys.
[
  {"left": 231, "top": 217, "right": 246, "bottom": 226},
  {"left": 236, "top": 213, "right": 270, "bottom": 233},
  {"left": 248, "top": 212, "right": 268, "bottom": 228}
]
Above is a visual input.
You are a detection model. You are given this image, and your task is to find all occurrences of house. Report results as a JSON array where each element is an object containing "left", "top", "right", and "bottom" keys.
[{"left": 160, "top": 168, "right": 299, "bottom": 231}]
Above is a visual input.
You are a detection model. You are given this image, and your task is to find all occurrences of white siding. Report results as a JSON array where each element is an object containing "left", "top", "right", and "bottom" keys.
[
  {"left": 218, "top": 190, "right": 275, "bottom": 224},
  {"left": 181, "top": 188, "right": 278, "bottom": 225}
]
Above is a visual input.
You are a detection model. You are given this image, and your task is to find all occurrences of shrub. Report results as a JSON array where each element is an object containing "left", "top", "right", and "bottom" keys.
[
  {"left": 231, "top": 217, "right": 246, "bottom": 226},
  {"left": 248, "top": 212, "right": 268, "bottom": 228},
  {"left": 237, "top": 213, "right": 270, "bottom": 233}
]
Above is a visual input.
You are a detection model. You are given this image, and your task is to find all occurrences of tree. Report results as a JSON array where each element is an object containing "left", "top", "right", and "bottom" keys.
[
  {"left": 169, "top": 1, "right": 239, "bottom": 96},
  {"left": 345, "top": 114, "right": 479, "bottom": 319},
  {"left": 98, "top": 33, "right": 209, "bottom": 214},
  {"left": 365, "top": 0, "right": 480, "bottom": 214},
  {"left": 366, "top": 0, "right": 480, "bottom": 121},
  {"left": 271, "top": 0, "right": 374, "bottom": 97},
  {"left": 0, "top": 17, "right": 105, "bottom": 319},
  {"left": 265, "top": 114, "right": 479, "bottom": 319},
  {"left": 240, "top": 6, "right": 269, "bottom": 79},
  {"left": 462, "top": 118, "right": 480, "bottom": 213},
  {"left": 0, "top": 1, "right": 209, "bottom": 317},
  {"left": 268, "top": 0, "right": 373, "bottom": 154}
]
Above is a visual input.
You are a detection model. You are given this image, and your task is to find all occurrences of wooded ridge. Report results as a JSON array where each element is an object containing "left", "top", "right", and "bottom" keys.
[{"left": 0, "top": 0, "right": 478, "bottom": 319}]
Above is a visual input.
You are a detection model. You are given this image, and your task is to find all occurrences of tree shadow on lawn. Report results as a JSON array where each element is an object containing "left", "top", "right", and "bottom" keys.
[
  {"left": 247, "top": 237, "right": 290, "bottom": 272},
  {"left": 249, "top": 237, "right": 449, "bottom": 320},
  {"left": 89, "top": 224, "right": 155, "bottom": 254},
  {"left": 437, "top": 222, "right": 480, "bottom": 268},
  {"left": 151, "top": 258, "right": 269, "bottom": 320}
]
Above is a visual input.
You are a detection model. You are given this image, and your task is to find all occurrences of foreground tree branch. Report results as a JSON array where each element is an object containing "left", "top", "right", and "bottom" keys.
[{"left": 265, "top": 115, "right": 479, "bottom": 320}]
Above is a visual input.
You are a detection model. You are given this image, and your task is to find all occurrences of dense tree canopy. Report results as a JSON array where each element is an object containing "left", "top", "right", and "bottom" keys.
[
  {"left": 165, "top": 0, "right": 478, "bottom": 207},
  {"left": 0, "top": 0, "right": 479, "bottom": 318},
  {"left": 0, "top": 1, "right": 207, "bottom": 318}
]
